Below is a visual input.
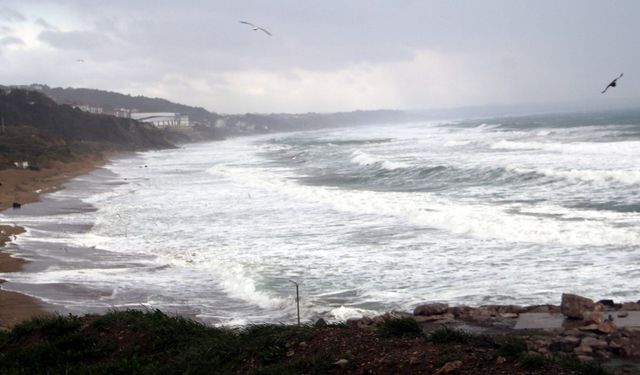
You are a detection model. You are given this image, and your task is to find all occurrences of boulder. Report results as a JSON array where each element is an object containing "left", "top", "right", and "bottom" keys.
[
  {"left": 561, "top": 293, "right": 600, "bottom": 319},
  {"left": 582, "top": 311, "right": 604, "bottom": 324},
  {"left": 448, "top": 305, "right": 474, "bottom": 319},
  {"left": 414, "top": 303, "right": 448, "bottom": 316},
  {"left": 550, "top": 336, "right": 581, "bottom": 352},
  {"left": 414, "top": 313, "right": 454, "bottom": 323}
]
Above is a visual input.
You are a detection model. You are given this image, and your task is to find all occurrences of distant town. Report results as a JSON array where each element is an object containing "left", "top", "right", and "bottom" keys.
[{"left": 72, "top": 104, "right": 190, "bottom": 128}]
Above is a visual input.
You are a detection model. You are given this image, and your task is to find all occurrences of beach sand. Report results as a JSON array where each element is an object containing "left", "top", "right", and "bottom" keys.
[{"left": 0, "top": 156, "right": 107, "bottom": 329}]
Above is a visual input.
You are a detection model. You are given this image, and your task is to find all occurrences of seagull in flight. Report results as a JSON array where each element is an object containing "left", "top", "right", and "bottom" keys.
[
  {"left": 239, "top": 21, "right": 272, "bottom": 36},
  {"left": 601, "top": 73, "right": 623, "bottom": 94}
]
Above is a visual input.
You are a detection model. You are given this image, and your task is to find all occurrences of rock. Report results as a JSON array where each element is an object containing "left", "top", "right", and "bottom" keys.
[
  {"left": 314, "top": 318, "right": 327, "bottom": 328},
  {"left": 481, "top": 304, "right": 525, "bottom": 314},
  {"left": 597, "top": 320, "right": 616, "bottom": 334},
  {"left": 621, "top": 302, "right": 640, "bottom": 311},
  {"left": 609, "top": 338, "right": 633, "bottom": 357},
  {"left": 577, "top": 355, "right": 593, "bottom": 363},
  {"left": 469, "top": 308, "right": 494, "bottom": 322},
  {"left": 579, "top": 324, "right": 599, "bottom": 332},
  {"left": 597, "top": 299, "right": 623, "bottom": 309},
  {"left": 357, "top": 316, "right": 374, "bottom": 328},
  {"left": 525, "top": 304, "right": 561, "bottom": 313},
  {"left": 561, "top": 293, "right": 601, "bottom": 320},
  {"left": 574, "top": 344, "right": 593, "bottom": 355},
  {"left": 582, "top": 311, "right": 604, "bottom": 324},
  {"left": 550, "top": 336, "right": 581, "bottom": 352},
  {"left": 448, "top": 305, "right": 474, "bottom": 319},
  {"left": 598, "top": 299, "right": 615, "bottom": 307},
  {"left": 495, "top": 356, "right": 507, "bottom": 364},
  {"left": 346, "top": 318, "right": 360, "bottom": 327},
  {"left": 414, "top": 313, "right": 454, "bottom": 323},
  {"left": 581, "top": 337, "right": 608, "bottom": 350},
  {"left": 434, "top": 360, "right": 462, "bottom": 375},
  {"left": 578, "top": 321, "right": 616, "bottom": 334},
  {"left": 387, "top": 310, "right": 413, "bottom": 319},
  {"left": 332, "top": 359, "right": 349, "bottom": 368},
  {"left": 499, "top": 313, "right": 519, "bottom": 319},
  {"left": 414, "top": 303, "right": 449, "bottom": 316}
]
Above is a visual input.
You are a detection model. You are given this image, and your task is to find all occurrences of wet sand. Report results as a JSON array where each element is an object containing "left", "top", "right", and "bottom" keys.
[{"left": 0, "top": 156, "right": 108, "bottom": 329}]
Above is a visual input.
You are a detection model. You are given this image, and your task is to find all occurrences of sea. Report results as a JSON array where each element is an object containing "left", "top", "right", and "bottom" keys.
[{"left": 2, "top": 110, "right": 640, "bottom": 325}]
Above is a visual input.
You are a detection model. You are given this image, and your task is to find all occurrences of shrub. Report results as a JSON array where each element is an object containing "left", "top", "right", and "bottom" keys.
[{"left": 376, "top": 318, "right": 423, "bottom": 338}]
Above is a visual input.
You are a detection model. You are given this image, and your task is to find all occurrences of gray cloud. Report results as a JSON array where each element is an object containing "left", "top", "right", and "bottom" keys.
[
  {"left": 35, "top": 17, "right": 57, "bottom": 30},
  {"left": 1, "top": 0, "right": 639, "bottom": 113},
  {"left": 38, "top": 29, "right": 113, "bottom": 50},
  {"left": 0, "top": 7, "right": 25, "bottom": 22},
  {"left": 0, "top": 35, "right": 24, "bottom": 46}
]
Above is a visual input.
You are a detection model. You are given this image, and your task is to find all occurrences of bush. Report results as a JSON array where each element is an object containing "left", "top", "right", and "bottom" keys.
[
  {"left": 426, "top": 326, "right": 473, "bottom": 344},
  {"left": 376, "top": 318, "right": 423, "bottom": 338}
]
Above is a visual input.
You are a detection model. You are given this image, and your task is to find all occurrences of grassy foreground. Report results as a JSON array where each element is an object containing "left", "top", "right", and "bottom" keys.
[{"left": 0, "top": 310, "right": 611, "bottom": 374}]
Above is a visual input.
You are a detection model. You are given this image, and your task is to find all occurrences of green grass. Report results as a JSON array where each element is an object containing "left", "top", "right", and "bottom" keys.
[
  {"left": 426, "top": 326, "right": 474, "bottom": 344},
  {"left": 495, "top": 336, "right": 528, "bottom": 359},
  {"left": 0, "top": 309, "right": 319, "bottom": 375}
]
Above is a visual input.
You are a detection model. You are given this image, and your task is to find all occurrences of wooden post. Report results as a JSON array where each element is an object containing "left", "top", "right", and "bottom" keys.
[{"left": 289, "top": 279, "right": 300, "bottom": 326}]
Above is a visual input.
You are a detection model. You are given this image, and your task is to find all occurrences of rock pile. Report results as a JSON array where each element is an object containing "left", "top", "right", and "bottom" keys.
[{"left": 344, "top": 293, "right": 640, "bottom": 365}]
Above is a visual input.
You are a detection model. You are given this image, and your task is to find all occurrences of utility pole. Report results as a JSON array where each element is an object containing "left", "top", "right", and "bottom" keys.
[{"left": 289, "top": 279, "right": 300, "bottom": 326}]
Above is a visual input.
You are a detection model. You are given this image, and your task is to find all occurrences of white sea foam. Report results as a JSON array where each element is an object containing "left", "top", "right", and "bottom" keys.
[
  {"left": 5, "top": 120, "right": 640, "bottom": 324},
  {"left": 329, "top": 306, "right": 378, "bottom": 321},
  {"left": 206, "top": 164, "right": 640, "bottom": 246},
  {"left": 350, "top": 150, "right": 409, "bottom": 170},
  {"left": 508, "top": 166, "right": 640, "bottom": 186},
  {"left": 491, "top": 139, "right": 640, "bottom": 156}
]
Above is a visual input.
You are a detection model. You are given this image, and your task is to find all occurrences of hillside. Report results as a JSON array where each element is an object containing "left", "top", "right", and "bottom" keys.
[
  {"left": 29, "top": 84, "right": 219, "bottom": 126},
  {"left": 23, "top": 85, "right": 409, "bottom": 137},
  {"left": 0, "top": 88, "right": 172, "bottom": 166}
]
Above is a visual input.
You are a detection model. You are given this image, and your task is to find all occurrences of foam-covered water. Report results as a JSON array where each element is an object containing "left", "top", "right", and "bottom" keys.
[{"left": 2, "top": 111, "right": 640, "bottom": 324}]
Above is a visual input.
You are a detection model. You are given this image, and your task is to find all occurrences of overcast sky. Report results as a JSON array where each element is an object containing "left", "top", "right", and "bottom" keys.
[{"left": 0, "top": 0, "right": 638, "bottom": 114}]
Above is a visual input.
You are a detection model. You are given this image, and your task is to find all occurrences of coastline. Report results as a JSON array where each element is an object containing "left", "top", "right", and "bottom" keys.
[{"left": 0, "top": 155, "right": 110, "bottom": 329}]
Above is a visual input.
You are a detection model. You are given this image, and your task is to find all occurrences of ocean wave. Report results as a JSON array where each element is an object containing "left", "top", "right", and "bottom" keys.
[
  {"left": 508, "top": 166, "right": 640, "bottom": 186},
  {"left": 206, "top": 164, "right": 640, "bottom": 247},
  {"left": 491, "top": 139, "right": 640, "bottom": 155},
  {"left": 350, "top": 150, "right": 410, "bottom": 171}
]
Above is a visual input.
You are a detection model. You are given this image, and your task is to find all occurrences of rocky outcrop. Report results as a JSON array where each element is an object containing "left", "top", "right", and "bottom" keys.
[
  {"left": 413, "top": 303, "right": 448, "bottom": 316},
  {"left": 339, "top": 293, "right": 640, "bottom": 366},
  {"left": 561, "top": 293, "right": 602, "bottom": 320}
]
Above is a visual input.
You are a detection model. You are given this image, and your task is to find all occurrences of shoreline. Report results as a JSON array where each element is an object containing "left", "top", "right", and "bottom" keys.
[{"left": 0, "top": 155, "right": 110, "bottom": 329}]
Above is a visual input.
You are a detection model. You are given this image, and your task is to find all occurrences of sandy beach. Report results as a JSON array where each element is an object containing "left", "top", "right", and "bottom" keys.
[{"left": 0, "top": 156, "right": 107, "bottom": 329}]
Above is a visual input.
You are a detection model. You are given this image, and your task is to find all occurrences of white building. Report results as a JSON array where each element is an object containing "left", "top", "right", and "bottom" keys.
[
  {"left": 73, "top": 104, "right": 103, "bottom": 114},
  {"left": 14, "top": 161, "right": 29, "bottom": 169},
  {"left": 131, "top": 112, "right": 190, "bottom": 128}
]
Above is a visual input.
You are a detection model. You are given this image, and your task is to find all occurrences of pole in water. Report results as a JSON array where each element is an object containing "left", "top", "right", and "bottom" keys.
[{"left": 289, "top": 279, "right": 300, "bottom": 326}]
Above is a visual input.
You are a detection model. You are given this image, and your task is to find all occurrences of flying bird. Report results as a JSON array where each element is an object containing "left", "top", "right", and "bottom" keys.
[
  {"left": 76, "top": 59, "right": 85, "bottom": 63},
  {"left": 239, "top": 21, "right": 272, "bottom": 36},
  {"left": 601, "top": 73, "right": 623, "bottom": 94}
]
